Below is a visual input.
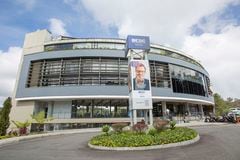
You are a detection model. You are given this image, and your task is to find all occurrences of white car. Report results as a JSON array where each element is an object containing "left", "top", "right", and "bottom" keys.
[{"left": 228, "top": 108, "right": 240, "bottom": 116}]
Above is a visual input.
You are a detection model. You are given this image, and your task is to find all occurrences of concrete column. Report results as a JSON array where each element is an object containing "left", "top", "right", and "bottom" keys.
[
  {"left": 133, "top": 110, "right": 137, "bottom": 125},
  {"left": 212, "top": 105, "right": 215, "bottom": 115},
  {"left": 161, "top": 101, "right": 167, "bottom": 117},
  {"left": 129, "top": 110, "right": 133, "bottom": 126},
  {"left": 186, "top": 103, "right": 191, "bottom": 116},
  {"left": 54, "top": 124, "right": 60, "bottom": 131},
  {"left": 91, "top": 100, "right": 95, "bottom": 118},
  {"left": 43, "top": 124, "right": 47, "bottom": 132},
  {"left": 144, "top": 110, "right": 148, "bottom": 124},
  {"left": 48, "top": 101, "right": 54, "bottom": 117},
  {"left": 173, "top": 104, "right": 177, "bottom": 113},
  {"left": 200, "top": 104, "right": 204, "bottom": 117},
  {"left": 149, "top": 109, "right": 153, "bottom": 125}
]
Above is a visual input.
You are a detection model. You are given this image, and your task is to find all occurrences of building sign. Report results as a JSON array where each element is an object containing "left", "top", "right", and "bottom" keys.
[
  {"left": 128, "top": 60, "right": 152, "bottom": 110},
  {"left": 126, "top": 35, "right": 150, "bottom": 55}
]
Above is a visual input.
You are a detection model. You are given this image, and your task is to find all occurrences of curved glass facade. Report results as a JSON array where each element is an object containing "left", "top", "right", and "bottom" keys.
[
  {"left": 170, "top": 64, "right": 206, "bottom": 96},
  {"left": 26, "top": 57, "right": 171, "bottom": 88},
  {"left": 44, "top": 41, "right": 203, "bottom": 68},
  {"left": 26, "top": 57, "right": 211, "bottom": 97}
]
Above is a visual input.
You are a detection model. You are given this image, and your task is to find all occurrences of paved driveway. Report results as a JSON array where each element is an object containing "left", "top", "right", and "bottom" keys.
[{"left": 0, "top": 124, "right": 240, "bottom": 160}]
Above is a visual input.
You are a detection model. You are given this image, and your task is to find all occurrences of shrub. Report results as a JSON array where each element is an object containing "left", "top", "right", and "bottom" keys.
[
  {"left": 102, "top": 125, "right": 110, "bottom": 135},
  {"left": 12, "top": 120, "right": 31, "bottom": 135},
  {"left": 132, "top": 120, "right": 148, "bottom": 134},
  {"left": 153, "top": 118, "right": 169, "bottom": 132},
  {"left": 31, "top": 111, "right": 53, "bottom": 132},
  {"left": 148, "top": 128, "right": 157, "bottom": 136},
  {"left": 111, "top": 123, "right": 128, "bottom": 133},
  {"left": 8, "top": 130, "right": 18, "bottom": 136},
  {"left": 169, "top": 120, "right": 177, "bottom": 130}
]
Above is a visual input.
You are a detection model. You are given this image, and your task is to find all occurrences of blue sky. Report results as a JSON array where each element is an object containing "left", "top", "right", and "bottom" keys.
[
  {"left": 0, "top": 0, "right": 239, "bottom": 50},
  {"left": 0, "top": 0, "right": 119, "bottom": 51},
  {"left": 0, "top": 0, "right": 240, "bottom": 105}
]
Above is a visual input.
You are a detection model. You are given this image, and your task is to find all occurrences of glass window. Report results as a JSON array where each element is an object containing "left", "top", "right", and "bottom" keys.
[
  {"left": 73, "top": 43, "right": 91, "bottom": 49},
  {"left": 46, "top": 41, "right": 125, "bottom": 51},
  {"left": 149, "top": 61, "right": 171, "bottom": 88},
  {"left": 71, "top": 99, "right": 128, "bottom": 118},
  {"left": 169, "top": 64, "right": 206, "bottom": 96},
  {"left": 27, "top": 57, "right": 205, "bottom": 92}
]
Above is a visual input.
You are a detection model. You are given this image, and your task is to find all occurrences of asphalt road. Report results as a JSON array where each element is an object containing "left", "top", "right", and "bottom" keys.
[{"left": 0, "top": 124, "right": 240, "bottom": 160}]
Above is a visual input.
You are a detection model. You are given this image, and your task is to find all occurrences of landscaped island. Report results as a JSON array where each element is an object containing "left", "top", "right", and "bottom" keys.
[{"left": 89, "top": 119, "right": 199, "bottom": 150}]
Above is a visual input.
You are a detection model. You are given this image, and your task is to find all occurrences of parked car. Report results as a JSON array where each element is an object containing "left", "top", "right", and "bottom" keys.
[{"left": 227, "top": 108, "right": 240, "bottom": 116}]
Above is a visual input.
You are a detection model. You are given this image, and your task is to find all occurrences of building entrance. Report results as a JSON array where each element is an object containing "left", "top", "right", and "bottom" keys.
[{"left": 153, "top": 102, "right": 163, "bottom": 117}]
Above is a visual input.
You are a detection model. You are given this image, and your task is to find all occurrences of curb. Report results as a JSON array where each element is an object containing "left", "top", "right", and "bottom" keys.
[
  {"left": 88, "top": 134, "right": 200, "bottom": 151},
  {"left": 0, "top": 128, "right": 101, "bottom": 147}
]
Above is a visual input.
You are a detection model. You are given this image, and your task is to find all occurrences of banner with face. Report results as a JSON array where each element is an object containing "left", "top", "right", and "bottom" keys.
[{"left": 128, "top": 60, "right": 152, "bottom": 110}]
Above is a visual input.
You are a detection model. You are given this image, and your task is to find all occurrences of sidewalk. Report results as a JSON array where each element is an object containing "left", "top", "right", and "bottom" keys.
[
  {"left": 176, "top": 121, "right": 231, "bottom": 127},
  {"left": 0, "top": 121, "right": 232, "bottom": 147}
]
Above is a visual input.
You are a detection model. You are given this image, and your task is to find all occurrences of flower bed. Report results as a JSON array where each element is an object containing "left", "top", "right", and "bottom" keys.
[{"left": 90, "top": 127, "right": 198, "bottom": 147}]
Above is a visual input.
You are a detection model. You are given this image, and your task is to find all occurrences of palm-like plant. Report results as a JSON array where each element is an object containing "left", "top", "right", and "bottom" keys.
[
  {"left": 31, "top": 111, "right": 53, "bottom": 132},
  {"left": 12, "top": 120, "right": 31, "bottom": 135}
]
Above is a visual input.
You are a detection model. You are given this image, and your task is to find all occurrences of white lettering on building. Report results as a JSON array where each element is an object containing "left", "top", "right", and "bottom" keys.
[{"left": 131, "top": 38, "right": 146, "bottom": 44}]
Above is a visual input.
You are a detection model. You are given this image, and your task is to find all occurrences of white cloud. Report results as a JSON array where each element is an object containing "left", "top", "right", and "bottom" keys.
[
  {"left": 49, "top": 18, "right": 69, "bottom": 36},
  {"left": 16, "top": 0, "right": 36, "bottom": 10},
  {"left": 182, "top": 25, "right": 240, "bottom": 99},
  {"left": 192, "top": 10, "right": 238, "bottom": 34},
  {"left": 81, "top": 0, "right": 236, "bottom": 48},
  {"left": 79, "top": 0, "right": 240, "bottom": 99},
  {"left": 0, "top": 47, "right": 22, "bottom": 106}
]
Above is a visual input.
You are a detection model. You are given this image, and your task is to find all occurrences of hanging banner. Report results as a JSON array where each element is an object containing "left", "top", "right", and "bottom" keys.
[{"left": 128, "top": 60, "right": 152, "bottom": 110}]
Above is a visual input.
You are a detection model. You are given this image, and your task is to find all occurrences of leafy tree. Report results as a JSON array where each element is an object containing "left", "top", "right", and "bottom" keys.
[
  {"left": 31, "top": 111, "right": 53, "bottom": 132},
  {"left": 232, "top": 98, "right": 240, "bottom": 107},
  {"left": 225, "top": 97, "right": 234, "bottom": 108},
  {"left": 0, "top": 97, "right": 12, "bottom": 136},
  {"left": 227, "top": 97, "right": 233, "bottom": 102},
  {"left": 214, "top": 93, "right": 230, "bottom": 116}
]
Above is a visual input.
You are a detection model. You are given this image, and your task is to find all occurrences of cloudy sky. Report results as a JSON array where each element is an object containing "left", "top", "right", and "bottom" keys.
[{"left": 0, "top": 0, "right": 240, "bottom": 106}]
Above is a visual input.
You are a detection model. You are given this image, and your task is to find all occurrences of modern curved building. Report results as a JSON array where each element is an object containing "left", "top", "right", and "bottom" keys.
[{"left": 10, "top": 30, "right": 214, "bottom": 131}]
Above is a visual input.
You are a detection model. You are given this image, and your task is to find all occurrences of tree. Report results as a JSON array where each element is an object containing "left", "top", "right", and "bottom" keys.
[
  {"left": 227, "top": 97, "right": 233, "bottom": 102},
  {"left": 0, "top": 97, "right": 12, "bottom": 136},
  {"left": 31, "top": 111, "right": 53, "bottom": 132},
  {"left": 226, "top": 97, "right": 234, "bottom": 108},
  {"left": 214, "top": 93, "right": 230, "bottom": 116},
  {"left": 232, "top": 98, "right": 240, "bottom": 107}
]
